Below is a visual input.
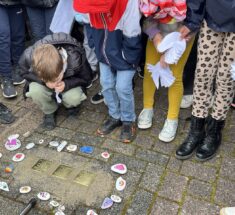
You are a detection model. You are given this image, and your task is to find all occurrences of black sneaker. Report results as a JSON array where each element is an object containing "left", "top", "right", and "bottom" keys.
[
  {"left": 0, "top": 103, "right": 15, "bottom": 124},
  {"left": 120, "top": 122, "right": 136, "bottom": 143},
  {"left": 90, "top": 91, "right": 104, "bottom": 104},
  {"left": 41, "top": 113, "right": 56, "bottom": 130},
  {"left": 12, "top": 65, "right": 25, "bottom": 85},
  {"left": 1, "top": 78, "right": 17, "bottom": 98},
  {"left": 97, "top": 116, "right": 122, "bottom": 135}
]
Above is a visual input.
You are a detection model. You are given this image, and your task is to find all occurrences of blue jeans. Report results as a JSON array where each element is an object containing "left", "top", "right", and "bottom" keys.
[
  {"left": 0, "top": 5, "right": 25, "bottom": 78},
  {"left": 26, "top": 5, "right": 57, "bottom": 41},
  {"left": 99, "top": 62, "right": 136, "bottom": 122}
]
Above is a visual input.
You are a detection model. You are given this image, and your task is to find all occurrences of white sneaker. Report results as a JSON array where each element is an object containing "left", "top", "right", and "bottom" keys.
[
  {"left": 159, "top": 119, "right": 178, "bottom": 142},
  {"left": 180, "top": 95, "right": 193, "bottom": 109},
  {"left": 138, "top": 109, "right": 154, "bottom": 129},
  {"left": 220, "top": 207, "right": 235, "bottom": 215}
]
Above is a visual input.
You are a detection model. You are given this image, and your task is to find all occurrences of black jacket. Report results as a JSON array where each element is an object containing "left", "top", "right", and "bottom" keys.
[
  {"left": 19, "top": 33, "right": 93, "bottom": 96},
  {"left": 21, "top": 0, "right": 58, "bottom": 8},
  {"left": 0, "top": 0, "right": 21, "bottom": 5},
  {"left": 185, "top": 0, "right": 235, "bottom": 33}
]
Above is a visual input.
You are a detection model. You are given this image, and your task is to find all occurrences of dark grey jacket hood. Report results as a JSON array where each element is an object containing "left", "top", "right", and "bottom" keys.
[
  {"left": 0, "top": 0, "right": 21, "bottom": 5},
  {"left": 185, "top": 0, "right": 235, "bottom": 32}
]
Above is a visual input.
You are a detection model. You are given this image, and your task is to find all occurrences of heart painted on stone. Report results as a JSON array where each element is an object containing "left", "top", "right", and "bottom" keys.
[
  {"left": 101, "top": 197, "right": 113, "bottom": 209},
  {"left": 111, "top": 163, "right": 127, "bottom": 174},
  {"left": 7, "top": 139, "right": 17, "bottom": 145},
  {"left": 115, "top": 177, "right": 126, "bottom": 191}
]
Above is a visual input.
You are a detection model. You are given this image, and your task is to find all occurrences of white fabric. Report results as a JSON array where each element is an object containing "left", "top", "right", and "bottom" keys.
[
  {"left": 158, "top": 32, "right": 186, "bottom": 64},
  {"left": 147, "top": 63, "right": 175, "bottom": 89},
  {"left": 115, "top": 0, "right": 142, "bottom": 37},
  {"left": 50, "top": 0, "right": 76, "bottom": 34},
  {"left": 231, "top": 61, "right": 235, "bottom": 80},
  {"left": 55, "top": 48, "right": 68, "bottom": 104}
]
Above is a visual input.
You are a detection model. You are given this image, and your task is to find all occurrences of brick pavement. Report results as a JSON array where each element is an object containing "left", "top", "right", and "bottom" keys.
[{"left": 0, "top": 78, "right": 234, "bottom": 215}]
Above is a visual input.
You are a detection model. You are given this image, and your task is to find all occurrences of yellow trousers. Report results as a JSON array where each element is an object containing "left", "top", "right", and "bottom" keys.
[{"left": 143, "top": 39, "right": 194, "bottom": 119}]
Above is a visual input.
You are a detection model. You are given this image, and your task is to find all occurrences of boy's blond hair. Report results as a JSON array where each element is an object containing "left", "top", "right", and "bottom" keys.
[{"left": 32, "top": 44, "right": 63, "bottom": 82}]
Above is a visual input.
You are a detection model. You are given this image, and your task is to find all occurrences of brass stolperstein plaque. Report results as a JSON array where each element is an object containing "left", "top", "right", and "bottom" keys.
[
  {"left": 32, "top": 159, "right": 53, "bottom": 172},
  {"left": 74, "top": 171, "right": 96, "bottom": 187},
  {"left": 52, "top": 165, "right": 73, "bottom": 179}
]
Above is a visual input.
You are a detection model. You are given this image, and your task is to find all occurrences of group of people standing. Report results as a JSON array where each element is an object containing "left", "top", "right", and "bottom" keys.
[{"left": 0, "top": 0, "right": 234, "bottom": 162}]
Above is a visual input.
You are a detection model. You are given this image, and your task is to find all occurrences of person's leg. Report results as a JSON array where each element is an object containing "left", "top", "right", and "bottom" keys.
[
  {"left": 0, "top": 6, "right": 17, "bottom": 98},
  {"left": 44, "top": 4, "right": 57, "bottom": 35},
  {"left": 138, "top": 39, "right": 161, "bottom": 129},
  {"left": 195, "top": 32, "right": 235, "bottom": 161},
  {"left": 26, "top": 7, "right": 46, "bottom": 41},
  {"left": 8, "top": 5, "right": 25, "bottom": 85},
  {"left": 116, "top": 69, "right": 136, "bottom": 143},
  {"left": 176, "top": 21, "right": 224, "bottom": 160},
  {"left": 26, "top": 82, "right": 57, "bottom": 129},
  {"left": 167, "top": 38, "right": 195, "bottom": 120},
  {"left": 158, "top": 38, "right": 195, "bottom": 142},
  {"left": 98, "top": 62, "right": 122, "bottom": 135},
  {"left": 0, "top": 6, "right": 11, "bottom": 78},
  {"left": 62, "top": 86, "right": 87, "bottom": 108}
]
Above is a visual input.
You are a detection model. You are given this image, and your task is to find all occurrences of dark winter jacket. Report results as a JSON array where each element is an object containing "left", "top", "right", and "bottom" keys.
[
  {"left": 0, "top": 0, "right": 21, "bottom": 6},
  {"left": 185, "top": 0, "right": 235, "bottom": 33},
  {"left": 19, "top": 33, "right": 93, "bottom": 96},
  {"left": 21, "top": 0, "right": 58, "bottom": 8},
  {"left": 74, "top": 0, "right": 142, "bottom": 71}
]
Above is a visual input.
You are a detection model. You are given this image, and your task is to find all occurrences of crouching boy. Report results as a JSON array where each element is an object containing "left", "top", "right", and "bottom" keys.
[{"left": 19, "top": 33, "right": 92, "bottom": 130}]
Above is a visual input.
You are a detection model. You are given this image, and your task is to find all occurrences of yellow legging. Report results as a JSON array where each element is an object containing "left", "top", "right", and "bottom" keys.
[{"left": 143, "top": 38, "right": 194, "bottom": 120}]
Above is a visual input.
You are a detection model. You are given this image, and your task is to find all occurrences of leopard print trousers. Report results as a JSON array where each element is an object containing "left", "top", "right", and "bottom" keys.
[{"left": 192, "top": 21, "right": 235, "bottom": 120}]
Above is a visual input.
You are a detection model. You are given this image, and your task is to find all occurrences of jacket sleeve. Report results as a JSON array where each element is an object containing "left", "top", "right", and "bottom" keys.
[
  {"left": 63, "top": 57, "right": 92, "bottom": 91},
  {"left": 121, "top": 0, "right": 142, "bottom": 67},
  {"left": 184, "top": 0, "right": 206, "bottom": 32},
  {"left": 18, "top": 47, "right": 43, "bottom": 84}
]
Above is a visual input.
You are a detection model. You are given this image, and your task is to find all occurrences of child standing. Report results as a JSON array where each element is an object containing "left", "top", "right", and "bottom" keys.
[
  {"left": 74, "top": 0, "right": 142, "bottom": 143},
  {"left": 176, "top": 0, "right": 235, "bottom": 161},
  {"left": 19, "top": 33, "right": 92, "bottom": 130},
  {"left": 138, "top": 0, "right": 194, "bottom": 142}
]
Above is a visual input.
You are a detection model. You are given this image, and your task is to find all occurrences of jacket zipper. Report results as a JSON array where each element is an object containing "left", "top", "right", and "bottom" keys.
[{"left": 100, "top": 13, "right": 110, "bottom": 65}]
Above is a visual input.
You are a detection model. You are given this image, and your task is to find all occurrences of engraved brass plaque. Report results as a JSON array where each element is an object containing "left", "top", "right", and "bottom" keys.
[
  {"left": 32, "top": 159, "right": 52, "bottom": 172},
  {"left": 74, "top": 171, "right": 96, "bottom": 187},
  {"left": 52, "top": 165, "right": 73, "bottom": 179}
]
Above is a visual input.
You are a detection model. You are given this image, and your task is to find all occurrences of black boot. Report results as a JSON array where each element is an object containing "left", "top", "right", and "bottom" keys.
[
  {"left": 97, "top": 116, "right": 122, "bottom": 135},
  {"left": 196, "top": 116, "right": 225, "bottom": 161},
  {"left": 41, "top": 113, "right": 56, "bottom": 130},
  {"left": 176, "top": 116, "right": 205, "bottom": 160}
]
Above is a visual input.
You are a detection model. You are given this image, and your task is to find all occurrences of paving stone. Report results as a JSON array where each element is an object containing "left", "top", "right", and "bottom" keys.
[
  {"left": 167, "top": 156, "right": 183, "bottom": 172},
  {"left": 77, "top": 109, "right": 106, "bottom": 123},
  {"left": 187, "top": 179, "right": 212, "bottom": 201},
  {"left": 44, "top": 127, "right": 76, "bottom": 140},
  {"left": 126, "top": 190, "right": 153, "bottom": 215},
  {"left": 136, "top": 148, "right": 169, "bottom": 166},
  {"left": 220, "top": 157, "right": 235, "bottom": 181},
  {"left": 220, "top": 141, "right": 235, "bottom": 157},
  {"left": 110, "top": 154, "right": 147, "bottom": 173},
  {"left": 153, "top": 139, "right": 177, "bottom": 155},
  {"left": 133, "top": 135, "right": 155, "bottom": 150},
  {"left": 72, "top": 132, "right": 104, "bottom": 146},
  {"left": 158, "top": 172, "right": 188, "bottom": 202},
  {"left": 60, "top": 116, "right": 81, "bottom": 130},
  {"left": 150, "top": 197, "right": 179, "bottom": 215},
  {"left": 181, "top": 196, "right": 220, "bottom": 215},
  {"left": 102, "top": 139, "right": 136, "bottom": 156},
  {"left": 181, "top": 161, "right": 217, "bottom": 182},
  {"left": 98, "top": 203, "right": 125, "bottom": 215},
  {"left": 215, "top": 178, "right": 235, "bottom": 205},
  {"left": 76, "top": 120, "right": 99, "bottom": 135},
  {"left": 139, "top": 163, "right": 164, "bottom": 192}
]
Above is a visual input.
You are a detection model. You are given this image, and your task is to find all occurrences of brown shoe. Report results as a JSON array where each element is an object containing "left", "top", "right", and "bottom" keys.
[{"left": 120, "top": 122, "right": 136, "bottom": 143}]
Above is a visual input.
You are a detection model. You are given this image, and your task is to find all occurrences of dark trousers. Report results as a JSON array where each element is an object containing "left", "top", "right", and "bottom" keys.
[
  {"left": 183, "top": 36, "right": 198, "bottom": 95},
  {"left": 26, "top": 5, "right": 57, "bottom": 42},
  {"left": 0, "top": 5, "right": 25, "bottom": 78}
]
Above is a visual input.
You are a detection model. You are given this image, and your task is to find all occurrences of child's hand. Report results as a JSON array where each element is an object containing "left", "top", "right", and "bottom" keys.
[
  {"left": 153, "top": 33, "right": 163, "bottom": 50},
  {"left": 55, "top": 81, "right": 65, "bottom": 93},
  {"left": 46, "top": 82, "right": 56, "bottom": 89},
  {"left": 180, "top": 25, "right": 193, "bottom": 41},
  {"left": 160, "top": 54, "right": 168, "bottom": 68}
]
